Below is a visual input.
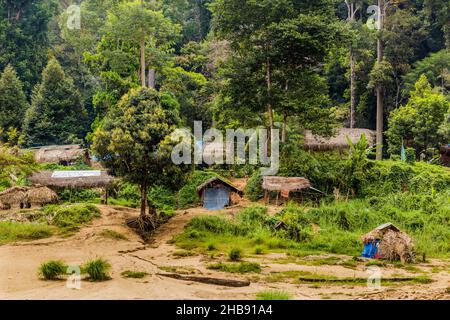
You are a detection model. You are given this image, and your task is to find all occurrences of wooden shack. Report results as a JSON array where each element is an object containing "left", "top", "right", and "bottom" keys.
[{"left": 197, "top": 177, "right": 243, "bottom": 210}]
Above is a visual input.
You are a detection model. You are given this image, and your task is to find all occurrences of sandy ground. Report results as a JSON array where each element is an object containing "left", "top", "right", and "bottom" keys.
[{"left": 0, "top": 205, "right": 449, "bottom": 300}]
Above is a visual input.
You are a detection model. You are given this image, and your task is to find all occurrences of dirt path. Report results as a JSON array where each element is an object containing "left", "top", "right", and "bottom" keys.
[{"left": 0, "top": 205, "right": 449, "bottom": 300}]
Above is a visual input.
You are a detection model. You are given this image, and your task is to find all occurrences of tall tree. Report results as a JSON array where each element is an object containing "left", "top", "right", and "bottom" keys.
[
  {"left": 0, "top": 0, "right": 56, "bottom": 93},
  {"left": 386, "top": 74, "right": 449, "bottom": 157},
  {"left": 0, "top": 64, "right": 28, "bottom": 141},
  {"left": 92, "top": 88, "right": 183, "bottom": 218},
  {"left": 211, "top": 0, "right": 344, "bottom": 136},
  {"left": 23, "top": 58, "right": 87, "bottom": 146}
]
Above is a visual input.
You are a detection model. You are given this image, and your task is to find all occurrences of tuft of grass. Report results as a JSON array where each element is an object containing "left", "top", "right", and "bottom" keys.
[
  {"left": 256, "top": 290, "right": 292, "bottom": 300},
  {"left": 207, "top": 243, "right": 216, "bottom": 251},
  {"left": 228, "top": 248, "right": 242, "bottom": 261},
  {"left": 100, "top": 229, "right": 128, "bottom": 241},
  {"left": 0, "top": 222, "right": 54, "bottom": 244},
  {"left": 38, "top": 260, "right": 67, "bottom": 280},
  {"left": 207, "top": 262, "right": 261, "bottom": 274},
  {"left": 254, "top": 246, "right": 264, "bottom": 255},
  {"left": 82, "top": 258, "right": 111, "bottom": 281},
  {"left": 121, "top": 270, "right": 149, "bottom": 279}
]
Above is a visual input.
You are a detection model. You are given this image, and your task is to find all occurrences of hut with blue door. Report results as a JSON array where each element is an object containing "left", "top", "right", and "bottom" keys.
[{"left": 197, "top": 177, "right": 243, "bottom": 210}]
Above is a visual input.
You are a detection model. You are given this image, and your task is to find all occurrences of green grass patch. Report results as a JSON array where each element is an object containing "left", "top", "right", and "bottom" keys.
[
  {"left": 38, "top": 260, "right": 67, "bottom": 280},
  {"left": 0, "top": 221, "right": 54, "bottom": 244},
  {"left": 82, "top": 258, "right": 111, "bottom": 281},
  {"left": 121, "top": 270, "right": 149, "bottom": 279},
  {"left": 256, "top": 290, "right": 292, "bottom": 300},
  {"left": 207, "top": 262, "right": 261, "bottom": 274}
]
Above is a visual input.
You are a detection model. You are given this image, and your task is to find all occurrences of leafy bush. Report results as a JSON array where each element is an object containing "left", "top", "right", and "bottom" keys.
[
  {"left": 39, "top": 260, "right": 67, "bottom": 280},
  {"left": 245, "top": 171, "right": 263, "bottom": 201},
  {"left": 148, "top": 185, "right": 177, "bottom": 214},
  {"left": 82, "top": 258, "right": 111, "bottom": 281},
  {"left": 48, "top": 204, "right": 101, "bottom": 229},
  {"left": 228, "top": 248, "right": 242, "bottom": 261},
  {"left": 59, "top": 189, "right": 101, "bottom": 202}
]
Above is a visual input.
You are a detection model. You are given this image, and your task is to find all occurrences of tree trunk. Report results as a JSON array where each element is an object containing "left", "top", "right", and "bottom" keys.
[
  {"left": 346, "top": 1, "right": 358, "bottom": 129},
  {"left": 282, "top": 113, "right": 287, "bottom": 143},
  {"left": 148, "top": 68, "right": 156, "bottom": 89},
  {"left": 350, "top": 49, "right": 356, "bottom": 129},
  {"left": 140, "top": 182, "right": 147, "bottom": 217},
  {"left": 266, "top": 57, "right": 274, "bottom": 130},
  {"left": 376, "top": 0, "right": 385, "bottom": 160}
]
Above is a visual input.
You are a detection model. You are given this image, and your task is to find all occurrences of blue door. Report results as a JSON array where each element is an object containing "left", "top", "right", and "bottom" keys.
[{"left": 203, "top": 188, "right": 230, "bottom": 210}]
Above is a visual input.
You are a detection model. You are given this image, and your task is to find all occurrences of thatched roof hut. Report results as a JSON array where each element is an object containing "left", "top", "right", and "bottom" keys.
[
  {"left": 29, "top": 170, "right": 114, "bottom": 189},
  {"left": 0, "top": 187, "right": 28, "bottom": 209},
  {"left": 362, "top": 223, "right": 415, "bottom": 263},
  {"left": 262, "top": 176, "right": 324, "bottom": 205},
  {"left": 0, "top": 185, "right": 59, "bottom": 210},
  {"left": 26, "top": 186, "right": 58, "bottom": 206},
  {"left": 303, "top": 128, "right": 376, "bottom": 151},
  {"left": 32, "top": 145, "right": 90, "bottom": 165}
]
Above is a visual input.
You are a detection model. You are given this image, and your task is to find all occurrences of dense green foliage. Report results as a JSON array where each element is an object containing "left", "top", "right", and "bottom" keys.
[
  {"left": 0, "top": 65, "right": 28, "bottom": 140},
  {"left": 23, "top": 58, "right": 88, "bottom": 146}
]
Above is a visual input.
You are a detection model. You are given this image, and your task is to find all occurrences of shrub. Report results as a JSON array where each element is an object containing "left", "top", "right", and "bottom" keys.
[
  {"left": 245, "top": 171, "right": 263, "bottom": 201},
  {"left": 82, "top": 258, "right": 111, "bottom": 281},
  {"left": 39, "top": 260, "right": 67, "bottom": 280},
  {"left": 256, "top": 290, "right": 292, "bottom": 300},
  {"left": 405, "top": 148, "right": 416, "bottom": 164},
  {"left": 254, "top": 246, "right": 264, "bottom": 255},
  {"left": 148, "top": 185, "right": 177, "bottom": 214},
  {"left": 59, "top": 189, "right": 100, "bottom": 202},
  {"left": 48, "top": 204, "right": 101, "bottom": 229},
  {"left": 228, "top": 248, "right": 242, "bottom": 261}
]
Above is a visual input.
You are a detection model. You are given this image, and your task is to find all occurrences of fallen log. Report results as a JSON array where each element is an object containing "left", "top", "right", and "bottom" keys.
[{"left": 156, "top": 273, "right": 250, "bottom": 287}]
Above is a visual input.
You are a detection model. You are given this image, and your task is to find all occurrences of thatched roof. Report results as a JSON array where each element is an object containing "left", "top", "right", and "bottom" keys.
[
  {"left": 197, "top": 176, "right": 243, "bottom": 195},
  {"left": 29, "top": 170, "right": 114, "bottom": 189},
  {"left": 0, "top": 186, "right": 28, "bottom": 205},
  {"left": 262, "top": 176, "right": 311, "bottom": 192},
  {"left": 362, "top": 223, "right": 401, "bottom": 243},
  {"left": 26, "top": 186, "right": 58, "bottom": 205},
  {"left": 32, "top": 145, "right": 89, "bottom": 164},
  {"left": 303, "top": 128, "right": 376, "bottom": 151},
  {"left": 362, "top": 223, "right": 415, "bottom": 263}
]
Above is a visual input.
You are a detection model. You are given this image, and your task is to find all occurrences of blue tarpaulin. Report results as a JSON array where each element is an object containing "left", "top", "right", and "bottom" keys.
[
  {"left": 362, "top": 240, "right": 380, "bottom": 258},
  {"left": 203, "top": 187, "right": 230, "bottom": 210}
]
